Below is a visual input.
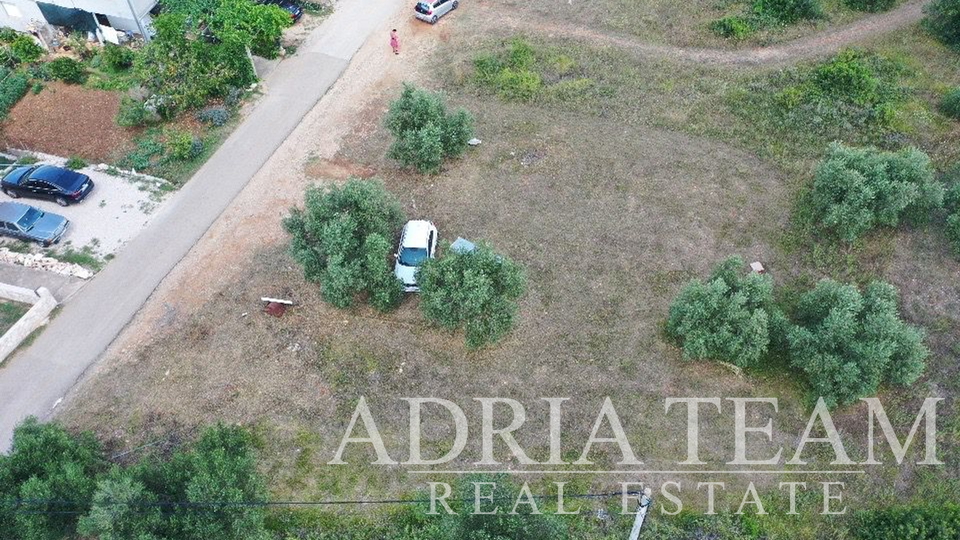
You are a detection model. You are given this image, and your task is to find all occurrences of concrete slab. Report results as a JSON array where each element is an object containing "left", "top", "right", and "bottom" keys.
[{"left": 0, "top": 262, "right": 86, "bottom": 302}]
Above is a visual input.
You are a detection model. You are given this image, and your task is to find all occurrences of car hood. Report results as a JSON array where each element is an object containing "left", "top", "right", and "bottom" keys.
[
  {"left": 394, "top": 262, "right": 418, "bottom": 286},
  {"left": 29, "top": 213, "right": 68, "bottom": 239}
]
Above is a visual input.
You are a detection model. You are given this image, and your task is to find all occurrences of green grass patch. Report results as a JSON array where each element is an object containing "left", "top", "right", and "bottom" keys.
[
  {"left": 46, "top": 244, "right": 103, "bottom": 272},
  {"left": 0, "top": 301, "right": 29, "bottom": 335}
]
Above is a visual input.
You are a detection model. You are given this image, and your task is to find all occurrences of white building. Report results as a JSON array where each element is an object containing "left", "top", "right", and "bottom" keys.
[{"left": 0, "top": 0, "right": 155, "bottom": 41}]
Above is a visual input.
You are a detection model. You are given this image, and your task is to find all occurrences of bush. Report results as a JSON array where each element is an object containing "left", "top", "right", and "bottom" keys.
[
  {"left": 0, "top": 70, "right": 28, "bottom": 119},
  {"left": 810, "top": 142, "right": 943, "bottom": 242},
  {"left": 666, "top": 256, "right": 783, "bottom": 368},
  {"left": 116, "top": 96, "right": 156, "bottom": 127},
  {"left": 165, "top": 129, "right": 198, "bottom": 161},
  {"left": 284, "top": 178, "right": 405, "bottom": 311},
  {"left": 710, "top": 16, "right": 755, "bottom": 38},
  {"left": 856, "top": 504, "right": 960, "bottom": 539},
  {"left": 0, "top": 28, "right": 17, "bottom": 43},
  {"left": 787, "top": 279, "right": 928, "bottom": 408},
  {"left": 100, "top": 43, "right": 134, "bottom": 70},
  {"left": 941, "top": 88, "right": 960, "bottom": 119},
  {"left": 47, "top": 57, "right": 87, "bottom": 84},
  {"left": 495, "top": 68, "right": 542, "bottom": 101},
  {"left": 752, "top": 0, "right": 824, "bottom": 23},
  {"left": 9, "top": 35, "right": 43, "bottom": 64},
  {"left": 924, "top": 0, "right": 960, "bottom": 50},
  {"left": 195, "top": 106, "right": 230, "bottom": 126},
  {"left": 813, "top": 49, "right": 884, "bottom": 105},
  {"left": 844, "top": 0, "right": 897, "bottom": 11},
  {"left": 384, "top": 83, "right": 475, "bottom": 174},
  {"left": 65, "top": 156, "right": 87, "bottom": 170},
  {"left": 418, "top": 242, "right": 525, "bottom": 349}
]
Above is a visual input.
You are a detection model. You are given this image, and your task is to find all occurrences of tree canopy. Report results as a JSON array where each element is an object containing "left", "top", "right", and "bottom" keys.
[
  {"left": 666, "top": 256, "right": 782, "bottom": 368},
  {"left": 284, "top": 178, "right": 405, "bottom": 311},
  {"left": 786, "top": 279, "right": 928, "bottom": 408},
  {"left": 385, "top": 84, "right": 475, "bottom": 174},
  {"left": 810, "top": 142, "right": 943, "bottom": 242},
  {"left": 417, "top": 242, "right": 525, "bottom": 348}
]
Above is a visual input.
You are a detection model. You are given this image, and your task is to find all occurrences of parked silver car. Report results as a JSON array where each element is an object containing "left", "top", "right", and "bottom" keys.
[
  {"left": 414, "top": 0, "right": 458, "bottom": 24},
  {"left": 0, "top": 202, "right": 69, "bottom": 247}
]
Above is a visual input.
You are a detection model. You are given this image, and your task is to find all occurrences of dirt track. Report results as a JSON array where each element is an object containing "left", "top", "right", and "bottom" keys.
[{"left": 484, "top": 0, "right": 931, "bottom": 65}]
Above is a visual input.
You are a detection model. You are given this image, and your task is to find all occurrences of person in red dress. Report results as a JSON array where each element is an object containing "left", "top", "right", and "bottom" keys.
[{"left": 390, "top": 29, "right": 400, "bottom": 55}]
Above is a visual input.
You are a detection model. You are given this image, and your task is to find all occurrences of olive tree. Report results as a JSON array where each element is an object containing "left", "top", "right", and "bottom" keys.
[
  {"left": 666, "top": 256, "right": 782, "bottom": 368},
  {"left": 417, "top": 243, "right": 525, "bottom": 349},
  {"left": 284, "top": 179, "right": 405, "bottom": 311},
  {"left": 810, "top": 142, "right": 943, "bottom": 242},
  {"left": 385, "top": 83, "right": 475, "bottom": 174},
  {"left": 787, "top": 279, "right": 928, "bottom": 408}
]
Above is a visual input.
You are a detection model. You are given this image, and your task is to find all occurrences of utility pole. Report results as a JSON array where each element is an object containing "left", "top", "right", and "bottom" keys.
[{"left": 627, "top": 488, "right": 653, "bottom": 540}]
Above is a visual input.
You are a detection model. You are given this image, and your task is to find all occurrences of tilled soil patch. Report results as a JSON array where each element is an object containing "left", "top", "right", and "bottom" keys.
[{"left": 0, "top": 82, "right": 135, "bottom": 162}]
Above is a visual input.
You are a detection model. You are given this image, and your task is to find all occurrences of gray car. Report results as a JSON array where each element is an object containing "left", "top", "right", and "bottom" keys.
[
  {"left": 414, "top": 0, "right": 458, "bottom": 24},
  {"left": 0, "top": 202, "right": 69, "bottom": 247}
]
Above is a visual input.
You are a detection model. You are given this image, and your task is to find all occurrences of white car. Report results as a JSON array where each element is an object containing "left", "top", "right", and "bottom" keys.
[
  {"left": 414, "top": 0, "right": 458, "bottom": 24},
  {"left": 394, "top": 220, "right": 438, "bottom": 292}
]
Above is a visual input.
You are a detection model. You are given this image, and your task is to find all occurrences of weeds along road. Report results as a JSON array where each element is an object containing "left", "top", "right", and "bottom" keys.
[{"left": 0, "top": 0, "right": 403, "bottom": 450}]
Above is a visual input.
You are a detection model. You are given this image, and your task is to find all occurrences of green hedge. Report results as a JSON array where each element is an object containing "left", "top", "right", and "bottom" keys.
[{"left": 0, "top": 69, "right": 29, "bottom": 118}]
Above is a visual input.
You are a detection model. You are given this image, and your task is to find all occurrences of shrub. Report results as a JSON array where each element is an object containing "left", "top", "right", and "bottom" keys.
[
  {"left": 418, "top": 242, "right": 526, "bottom": 349},
  {"left": 787, "top": 279, "right": 928, "bottom": 408},
  {"left": 31, "top": 81, "right": 42, "bottom": 94},
  {"left": 284, "top": 178, "right": 405, "bottom": 310},
  {"left": 810, "top": 142, "right": 943, "bottom": 242},
  {"left": 666, "top": 256, "right": 785, "bottom": 368},
  {"left": 856, "top": 504, "right": 960, "bottom": 539},
  {"left": 47, "top": 57, "right": 87, "bottom": 84},
  {"left": 844, "top": 0, "right": 897, "bottom": 11},
  {"left": 941, "top": 87, "right": 960, "bottom": 119},
  {"left": 100, "top": 43, "right": 134, "bottom": 70},
  {"left": 813, "top": 49, "right": 883, "bottom": 105},
  {"left": 0, "top": 70, "right": 28, "bottom": 119},
  {"left": 0, "top": 28, "right": 17, "bottom": 43},
  {"left": 165, "top": 129, "right": 197, "bottom": 161},
  {"left": 711, "top": 16, "right": 755, "bottom": 38},
  {"left": 495, "top": 68, "right": 542, "bottom": 101},
  {"left": 9, "top": 35, "right": 43, "bottom": 64},
  {"left": 116, "top": 96, "right": 155, "bottom": 127},
  {"left": 195, "top": 106, "right": 230, "bottom": 126},
  {"left": 384, "top": 83, "right": 475, "bottom": 174},
  {"left": 752, "top": 0, "right": 824, "bottom": 23},
  {"left": 65, "top": 156, "right": 87, "bottom": 170},
  {"left": 924, "top": 0, "right": 960, "bottom": 50}
]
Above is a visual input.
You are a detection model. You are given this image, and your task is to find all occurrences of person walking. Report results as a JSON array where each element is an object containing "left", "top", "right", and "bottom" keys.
[{"left": 390, "top": 29, "right": 400, "bottom": 55}]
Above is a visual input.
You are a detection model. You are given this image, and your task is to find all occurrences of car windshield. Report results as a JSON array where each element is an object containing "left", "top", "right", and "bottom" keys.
[
  {"left": 15, "top": 208, "right": 42, "bottom": 230},
  {"left": 415, "top": 2, "right": 430, "bottom": 12},
  {"left": 398, "top": 247, "right": 428, "bottom": 267}
]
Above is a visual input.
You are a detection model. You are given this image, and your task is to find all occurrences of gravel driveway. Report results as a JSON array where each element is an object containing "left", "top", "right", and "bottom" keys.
[{"left": 0, "top": 153, "right": 171, "bottom": 258}]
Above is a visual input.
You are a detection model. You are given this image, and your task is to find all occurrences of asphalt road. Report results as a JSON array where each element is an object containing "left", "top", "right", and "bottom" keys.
[{"left": 0, "top": 0, "right": 400, "bottom": 450}]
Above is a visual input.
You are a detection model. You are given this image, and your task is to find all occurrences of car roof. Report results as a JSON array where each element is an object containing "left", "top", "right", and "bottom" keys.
[
  {"left": 28, "top": 165, "right": 79, "bottom": 187},
  {"left": 401, "top": 220, "right": 434, "bottom": 248},
  {"left": 0, "top": 202, "right": 32, "bottom": 222}
]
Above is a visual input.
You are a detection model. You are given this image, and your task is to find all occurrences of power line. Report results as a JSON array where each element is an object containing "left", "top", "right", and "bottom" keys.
[{"left": 2, "top": 490, "right": 639, "bottom": 515}]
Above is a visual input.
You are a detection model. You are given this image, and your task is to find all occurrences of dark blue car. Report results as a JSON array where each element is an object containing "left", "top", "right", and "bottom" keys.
[{"left": 1, "top": 164, "right": 94, "bottom": 207}]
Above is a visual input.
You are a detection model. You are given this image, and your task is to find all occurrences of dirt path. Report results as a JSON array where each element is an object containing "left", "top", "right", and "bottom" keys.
[{"left": 482, "top": 0, "right": 930, "bottom": 66}]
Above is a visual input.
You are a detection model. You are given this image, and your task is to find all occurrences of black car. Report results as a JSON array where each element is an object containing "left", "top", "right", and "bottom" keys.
[
  {"left": 260, "top": 0, "right": 303, "bottom": 22},
  {"left": 1, "top": 164, "right": 95, "bottom": 206}
]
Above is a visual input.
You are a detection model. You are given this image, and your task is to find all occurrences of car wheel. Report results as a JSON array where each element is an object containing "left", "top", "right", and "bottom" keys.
[
  {"left": 42, "top": 240, "right": 51, "bottom": 248},
  {"left": 55, "top": 197, "right": 68, "bottom": 207},
  {"left": 452, "top": 1, "right": 458, "bottom": 8},
  {"left": 430, "top": 14, "right": 438, "bottom": 23},
  {"left": 4, "top": 189, "right": 19, "bottom": 199}
]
